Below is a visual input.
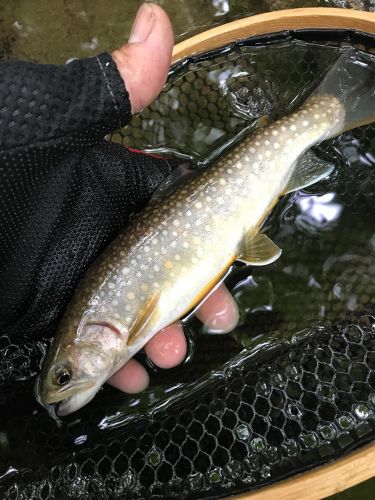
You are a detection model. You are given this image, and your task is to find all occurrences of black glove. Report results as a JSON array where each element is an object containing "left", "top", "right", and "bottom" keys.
[{"left": 0, "top": 53, "right": 175, "bottom": 341}]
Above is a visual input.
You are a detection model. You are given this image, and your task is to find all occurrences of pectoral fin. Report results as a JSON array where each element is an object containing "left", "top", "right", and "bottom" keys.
[
  {"left": 283, "top": 150, "right": 335, "bottom": 195},
  {"left": 128, "top": 291, "right": 161, "bottom": 346},
  {"left": 238, "top": 231, "right": 282, "bottom": 266}
]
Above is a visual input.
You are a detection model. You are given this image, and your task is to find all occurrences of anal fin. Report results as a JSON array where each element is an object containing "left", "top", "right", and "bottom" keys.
[
  {"left": 283, "top": 150, "right": 335, "bottom": 195},
  {"left": 238, "top": 231, "right": 281, "bottom": 266}
]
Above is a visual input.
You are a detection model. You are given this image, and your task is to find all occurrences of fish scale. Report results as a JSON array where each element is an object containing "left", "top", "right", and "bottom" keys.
[{"left": 36, "top": 50, "right": 375, "bottom": 416}]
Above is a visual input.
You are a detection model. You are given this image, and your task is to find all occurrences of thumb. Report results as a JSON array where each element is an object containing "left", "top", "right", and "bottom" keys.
[{"left": 112, "top": 3, "right": 174, "bottom": 114}]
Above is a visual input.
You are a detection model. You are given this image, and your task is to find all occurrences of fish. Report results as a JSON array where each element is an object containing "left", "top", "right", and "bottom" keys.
[{"left": 35, "top": 49, "right": 375, "bottom": 417}]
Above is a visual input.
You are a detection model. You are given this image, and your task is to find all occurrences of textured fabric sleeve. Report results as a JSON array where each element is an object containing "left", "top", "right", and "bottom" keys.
[
  {"left": 0, "top": 140, "right": 176, "bottom": 340},
  {"left": 0, "top": 53, "right": 131, "bottom": 152}
]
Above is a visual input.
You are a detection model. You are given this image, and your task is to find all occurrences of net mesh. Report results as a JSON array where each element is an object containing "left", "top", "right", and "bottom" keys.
[{"left": 1, "top": 30, "right": 375, "bottom": 499}]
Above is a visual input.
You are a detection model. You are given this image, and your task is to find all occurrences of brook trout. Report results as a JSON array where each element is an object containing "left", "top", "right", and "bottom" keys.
[{"left": 36, "top": 50, "right": 375, "bottom": 416}]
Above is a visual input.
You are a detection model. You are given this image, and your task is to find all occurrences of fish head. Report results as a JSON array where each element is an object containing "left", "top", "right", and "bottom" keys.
[{"left": 35, "top": 321, "right": 127, "bottom": 417}]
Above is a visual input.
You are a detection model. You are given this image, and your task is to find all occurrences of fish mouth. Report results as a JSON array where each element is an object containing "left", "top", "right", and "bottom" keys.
[
  {"left": 39, "top": 380, "right": 96, "bottom": 406},
  {"left": 56, "top": 384, "right": 101, "bottom": 416}
]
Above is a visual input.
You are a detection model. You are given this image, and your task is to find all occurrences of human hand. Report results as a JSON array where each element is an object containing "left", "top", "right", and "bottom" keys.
[{"left": 108, "top": 3, "right": 239, "bottom": 393}]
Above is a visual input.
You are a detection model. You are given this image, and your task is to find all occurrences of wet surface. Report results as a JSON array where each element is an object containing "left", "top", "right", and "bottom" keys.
[{"left": 0, "top": 1, "right": 374, "bottom": 498}]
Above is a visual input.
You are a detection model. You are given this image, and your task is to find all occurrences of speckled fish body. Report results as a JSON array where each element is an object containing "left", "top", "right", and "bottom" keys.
[{"left": 36, "top": 51, "right": 375, "bottom": 415}]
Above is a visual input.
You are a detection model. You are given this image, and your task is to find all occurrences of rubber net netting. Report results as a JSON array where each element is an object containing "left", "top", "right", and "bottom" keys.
[{"left": 1, "top": 30, "right": 375, "bottom": 499}]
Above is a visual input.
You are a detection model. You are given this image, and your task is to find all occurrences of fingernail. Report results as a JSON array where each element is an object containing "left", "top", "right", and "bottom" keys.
[{"left": 129, "top": 3, "right": 156, "bottom": 44}]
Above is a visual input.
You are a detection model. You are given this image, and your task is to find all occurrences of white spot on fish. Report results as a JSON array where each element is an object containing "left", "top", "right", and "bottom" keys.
[
  {"left": 127, "top": 292, "right": 135, "bottom": 300},
  {"left": 272, "top": 130, "right": 279, "bottom": 136},
  {"left": 154, "top": 265, "right": 160, "bottom": 272},
  {"left": 173, "top": 219, "right": 180, "bottom": 227},
  {"left": 274, "top": 143, "right": 280, "bottom": 149},
  {"left": 144, "top": 246, "right": 150, "bottom": 253},
  {"left": 290, "top": 124, "right": 297, "bottom": 131},
  {"left": 219, "top": 178, "right": 226, "bottom": 185},
  {"left": 186, "top": 210, "right": 192, "bottom": 217},
  {"left": 152, "top": 239, "right": 158, "bottom": 245},
  {"left": 302, "top": 120, "right": 309, "bottom": 126},
  {"left": 196, "top": 202, "right": 203, "bottom": 209}
]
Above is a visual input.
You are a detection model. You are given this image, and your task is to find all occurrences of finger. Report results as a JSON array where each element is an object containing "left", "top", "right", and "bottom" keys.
[
  {"left": 112, "top": 3, "right": 174, "bottom": 113},
  {"left": 195, "top": 284, "right": 239, "bottom": 334},
  {"left": 144, "top": 323, "right": 187, "bottom": 369},
  {"left": 108, "top": 358, "right": 149, "bottom": 393}
]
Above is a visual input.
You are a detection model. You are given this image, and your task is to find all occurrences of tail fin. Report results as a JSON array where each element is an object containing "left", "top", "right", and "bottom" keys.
[{"left": 309, "top": 49, "right": 375, "bottom": 136}]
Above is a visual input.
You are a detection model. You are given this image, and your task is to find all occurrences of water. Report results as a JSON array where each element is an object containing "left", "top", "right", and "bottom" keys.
[
  {"left": 0, "top": 0, "right": 372, "bottom": 63},
  {"left": 0, "top": 0, "right": 374, "bottom": 498}
]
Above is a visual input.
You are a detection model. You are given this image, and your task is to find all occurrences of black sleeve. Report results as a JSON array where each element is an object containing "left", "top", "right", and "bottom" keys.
[
  {"left": 0, "top": 53, "right": 131, "bottom": 153},
  {"left": 0, "top": 141, "right": 175, "bottom": 341}
]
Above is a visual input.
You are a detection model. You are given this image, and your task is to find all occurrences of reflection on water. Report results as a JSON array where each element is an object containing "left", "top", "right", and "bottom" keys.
[{"left": 296, "top": 192, "right": 343, "bottom": 231}]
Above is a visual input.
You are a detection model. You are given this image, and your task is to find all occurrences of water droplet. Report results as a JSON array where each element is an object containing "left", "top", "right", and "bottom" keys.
[
  {"left": 256, "top": 380, "right": 271, "bottom": 397},
  {"left": 344, "top": 324, "right": 362, "bottom": 343},
  {"left": 353, "top": 403, "right": 370, "bottom": 420},
  {"left": 300, "top": 432, "right": 318, "bottom": 449},
  {"left": 250, "top": 437, "right": 265, "bottom": 452},
  {"left": 121, "top": 469, "right": 136, "bottom": 490},
  {"left": 265, "top": 446, "right": 279, "bottom": 464},
  {"left": 285, "top": 364, "right": 300, "bottom": 380},
  {"left": 147, "top": 447, "right": 162, "bottom": 466},
  {"left": 208, "top": 467, "right": 223, "bottom": 484},
  {"left": 317, "top": 383, "right": 337, "bottom": 402},
  {"left": 282, "top": 439, "right": 299, "bottom": 457},
  {"left": 69, "top": 476, "right": 88, "bottom": 497},
  {"left": 369, "top": 392, "right": 375, "bottom": 407},
  {"left": 225, "top": 460, "right": 243, "bottom": 479},
  {"left": 236, "top": 424, "right": 250, "bottom": 441},
  {"left": 244, "top": 454, "right": 262, "bottom": 472},
  {"left": 271, "top": 372, "right": 286, "bottom": 388},
  {"left": 260, "top": 464, "right": 271, "bottom": 479},
  {"left": 242, "top": 473, "right": 255, "bottom": 485},
  {"left": 337, "top": 414, "right": 355, "bottom": 431},
  {"left": 187, "top": 473, "right": 203, "bottom": 491},
  {"left": 287, "top": 402, "right": 303, "bottom": 419},
  {"left": 317, "top": 423, "right": 337, "bottom": 441}
]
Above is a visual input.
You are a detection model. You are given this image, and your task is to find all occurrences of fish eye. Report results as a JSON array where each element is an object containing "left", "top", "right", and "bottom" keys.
[{"left": 54, "top": 366, "right": 71, "bottom": 386}]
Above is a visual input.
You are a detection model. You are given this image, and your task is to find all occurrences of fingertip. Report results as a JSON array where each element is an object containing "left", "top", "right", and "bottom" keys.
[
  {"left": 108, "top": 359, "right": 150, "bottom": 393},
  {"left": 145, "top": 324, "right": 187, "bottom": 369},
  {"left": 112, "top": 3, "right": 174, "bottom": 113},
  {"left": 195, "top": 284, "right": 239, "bottom": 334}
]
